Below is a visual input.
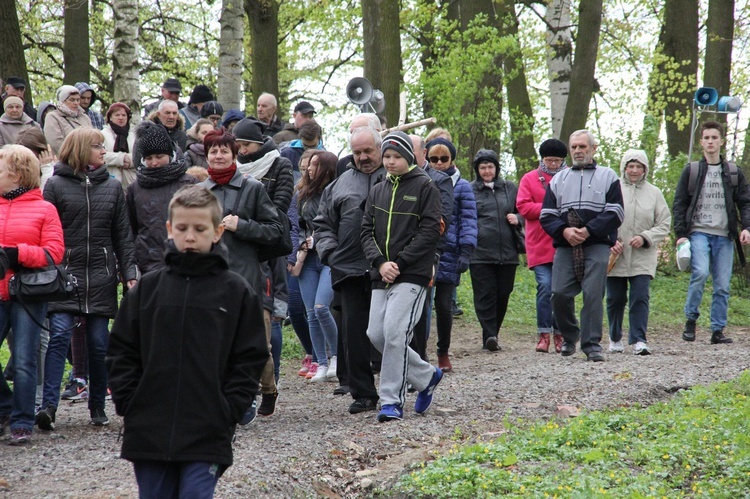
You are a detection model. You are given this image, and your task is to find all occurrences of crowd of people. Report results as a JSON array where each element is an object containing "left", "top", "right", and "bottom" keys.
[{"left": 0, "top": 74, "right": 748, "bottom": 496}]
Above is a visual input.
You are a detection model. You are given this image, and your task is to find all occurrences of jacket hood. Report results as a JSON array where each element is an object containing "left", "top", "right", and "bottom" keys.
[
  {"left": 0, "top": 113, "right": 35, "bottom": 125},
  {"left": 472, "top": 149, "right": 500, "bottom": 179},
  {"left": 221, "top": 109, "right": 245, "bottom": 127},
  {"left": 620, "top": 148, "right": 649, "bottom": 186},
  {"left": 288, "top": 138, "right": 323, "bottom": 151},
  {"left": 74, "top": 82, "right": 97, "bottom": 104},
  {"left": 37, "top": 102, "right": 56, "bottom": 124},
  {"left": 147, "top": 109, "right": 185, "bottom": 131}
]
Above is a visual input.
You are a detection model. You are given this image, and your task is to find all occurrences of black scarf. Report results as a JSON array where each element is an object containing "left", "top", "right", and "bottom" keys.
[
  {"left": 110, "top": 122, "right": 130, "bottom": 153},
  {"left": 1, "top": 186, "right": 31, "bottom": 200},
  {"left": 136, "top": 161, "right": 187, "bottom": 189}
]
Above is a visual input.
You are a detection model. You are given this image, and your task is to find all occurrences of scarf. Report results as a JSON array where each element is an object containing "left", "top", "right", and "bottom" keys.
[
  {"left": 57, "top": 102, "right": 83, "bottom": 119},
  {"left": 136, "top": 161, "right": 187, "bottom": 189},
  {"left": 110, "top": 122, "right": 130, "bottom": 153},
  {"left": 539, "top": 160, "right": 566, "bottom": 177},
  {"left": 1, "top": 186, "right": 30, "bottom": 200},
  {"left": 237, "top": 149, "right": 279, "bottom": 181},
  {"left": 208, "top": 163, "right": 237, "bottom": 185}
]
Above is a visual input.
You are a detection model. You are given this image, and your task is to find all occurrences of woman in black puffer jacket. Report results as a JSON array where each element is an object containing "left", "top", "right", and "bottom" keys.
[{"left": 41, "top": 127, "right": 138, "bottom": 427}]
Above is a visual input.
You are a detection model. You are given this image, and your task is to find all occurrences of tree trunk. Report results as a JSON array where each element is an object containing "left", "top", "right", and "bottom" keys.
[
  {"left": 661, "top": 0, "right": 698, "bottom": 157},
  {"left": 0, "top": 0, "right": 32, "bottom": 106},
  {"left": 245, "top": 0, "right": 279, "bottom": 106},
  {"left": 545, "top": 0, "right": 572, "bottom": 139},
  {"left": 112, "top": 0, "right": 141, "bottom": 123},
  {"left": 498, "top": 0, "right": 536, "bottom": 176},
  {"left": 63, "top": 0, "right": 90, "bottom": 85},
  {"left": 417, "top": 0, "right": 438, "bottom": 121},
  {"left": 639, "top": 22, "right": 667, "bottom": 161},
  {"left": 362, "top": 0, "right": 401, "bottom": 128},
  {"left": 703, "top": 0, "right": 735, "bottom": 129},
  {"left": 559, "top": 0, "right": 602, "bottom": 143},
  {"left": 219, "top": 0, "right": 244, "bottom": 111}
]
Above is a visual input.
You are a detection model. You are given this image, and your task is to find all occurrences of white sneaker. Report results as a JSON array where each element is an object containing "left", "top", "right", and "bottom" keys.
[
  {"left": 326, "top": 356, "right": 338, "bottom": 379},
  {"left": 310, "top": 364, "right": 329, "bottom": 382},
  {"left": 633, "top": 341, "right": 651, "bottom": 356},
  {"left": 609, "top": 340, "right": 624, "bottom": 353}
]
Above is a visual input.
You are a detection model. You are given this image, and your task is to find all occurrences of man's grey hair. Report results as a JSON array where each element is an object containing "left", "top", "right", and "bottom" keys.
[
  {"left": 569, "top": 129, "right": 598, "bottom": 147},
  {"left": 349, "top": 126, "right": 382, "bottom": 150},
  {"left": 352, "top": 113, "right": 382, "bottom": 132},
  {"left": 158, "top": 99, "right": 178, "bottom": 112},
  {"left": 258, "top": 92, "right": 277, "bottom": 108},
  {"left": 409, "top": 134, "right": 425, "bottom": 152}
]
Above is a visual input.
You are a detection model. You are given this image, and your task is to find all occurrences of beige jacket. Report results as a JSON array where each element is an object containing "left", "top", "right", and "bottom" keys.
[
  {"left": 44, "top": 110, "right": 92, "bottom": 154},
  {"left": 0, "top": 113, "right": 39, "bottom": 146},
  {"left": 609, "top": 150, "right": 672, "bottom": 278}
]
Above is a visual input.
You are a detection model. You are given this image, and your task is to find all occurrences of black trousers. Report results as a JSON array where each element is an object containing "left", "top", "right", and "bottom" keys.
[
  {"left": 470, "top": 263, "right": 517, "bottom": 345},
  {"left": 434, "top": 282, "right": 455, "bottom": 355},
  {"left": 338, "top": 276, "right": 378, "bottom": 401}
]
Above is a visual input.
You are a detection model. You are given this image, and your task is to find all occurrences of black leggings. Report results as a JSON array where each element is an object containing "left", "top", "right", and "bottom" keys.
[{"left": 434, "top": 282, "right": 456, "bottom": 355}]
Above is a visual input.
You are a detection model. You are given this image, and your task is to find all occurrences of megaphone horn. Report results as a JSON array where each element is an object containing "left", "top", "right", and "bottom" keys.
[
  {"left": 694, "top": 87, "right": 718, "bottom": 107},
  {"left": 718, "top": 96, "right": 742, "bottom": 113},
  {"left": 346, "top": 77, "right": 373, "bottom": 106}
]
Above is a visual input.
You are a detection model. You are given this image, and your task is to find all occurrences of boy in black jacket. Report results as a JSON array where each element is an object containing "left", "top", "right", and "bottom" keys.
[
  {"left": 361, "top": 131, "right": 444, "bottom": 423},
  {"left": 107, "top": 185, "right": 268, "bottom": 498}
]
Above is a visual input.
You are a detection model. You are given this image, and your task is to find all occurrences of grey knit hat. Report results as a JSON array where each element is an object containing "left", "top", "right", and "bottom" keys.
[
  {"left": 381, "top": 131, "right": 415, "bottom": 166},
  {"left": 137, "top": 121, "right": 173, "bottom": 158}
]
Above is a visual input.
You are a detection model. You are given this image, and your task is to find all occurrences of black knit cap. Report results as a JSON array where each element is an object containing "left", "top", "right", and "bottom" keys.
[
  {"left": 426, "top": 137, "right": 457, "bottom": 162},
  {"left": 538, "top": 138, "right": 568, "bottom": 159},
  {"left": 201, "top": 101, "right": 224, "bottom": 118},
  {"left": 382, "top": 131, "right": 416, "bottom": 166},
  {"left": 232, "top": 117, "right": 265, "bottom": 144},
  {"left": 137, "top": 121, "right": 173, "bottom": 158},
  {"left": 189, "top": 85, "right": 214, "bottom": 105}
]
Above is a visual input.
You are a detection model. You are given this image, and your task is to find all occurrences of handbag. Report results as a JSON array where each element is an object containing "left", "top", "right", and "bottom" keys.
[
  {"left": 512, "top": 224, "right": 526, "bottom": 255},
  {"left": 8, "top": 250, "right": 77, "bottom": 303}
]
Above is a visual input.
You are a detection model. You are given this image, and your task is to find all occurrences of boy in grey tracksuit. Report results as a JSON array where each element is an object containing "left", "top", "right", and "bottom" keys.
[{"left": 360, "top": 131, "right": 444, "bottom": 422}]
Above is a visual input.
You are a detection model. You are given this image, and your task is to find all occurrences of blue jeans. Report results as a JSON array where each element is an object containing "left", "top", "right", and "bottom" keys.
[
  {"left": 532, "top": 263, "right": 557, "bottom": 334},
  {"left": 133, "top": 460, "right": 224, "bottom": 499},
  {"left": 0, "top": 301, "right": 46, "bottom": 431},
  {"left": 607, "top": 275, "right": 651, "bottom": 344},
  {"left": 298, "top": 253, "right": 337, "bottom": 367},
  {"left": 43, "top": 313, "right": 110, "bottom": 410},
  {"left": 685, "top": 232, "right": 734, "bottom": 331},
  {"left": 287, "top": 273, "right": 315, "bottom": 361}
]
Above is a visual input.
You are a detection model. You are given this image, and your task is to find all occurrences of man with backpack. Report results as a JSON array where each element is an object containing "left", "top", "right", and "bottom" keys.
[{"left": 672, "top": 120, "right": 750, "bottom": 345}]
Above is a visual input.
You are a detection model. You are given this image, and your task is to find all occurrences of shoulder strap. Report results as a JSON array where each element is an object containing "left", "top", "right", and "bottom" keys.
[
  {"left": 687, "top": 161, "right": 700, "bottom": 196},
  {"left": 728, "top": 162, "right": 739, "bottom": 188}
]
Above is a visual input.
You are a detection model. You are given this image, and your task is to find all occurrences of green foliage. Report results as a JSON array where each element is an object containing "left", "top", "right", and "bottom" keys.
[{"left": 397, "top": 370, "right": 750, "bottom": 497}]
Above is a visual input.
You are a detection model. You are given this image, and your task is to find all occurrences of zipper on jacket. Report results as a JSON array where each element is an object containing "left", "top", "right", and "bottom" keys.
[
  {"left": 85, "top": 175, "right": 91, "bottom": 314},
  {"left": 384, "top": 176, "right": 400, "bottom": 261},
  {"left": 168, "top": 275, "right": 189, "bottom": 457},
  {"left": 103, "top": 248, "right": 111, "bottom": 276}
]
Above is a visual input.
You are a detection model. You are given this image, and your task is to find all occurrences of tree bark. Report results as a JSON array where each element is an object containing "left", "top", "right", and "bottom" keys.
[
  {"left": 661, "top": 0, "right": 698, "bottom": 157},
  {"left": 219, "top": 0, "right": 244, "bottom": 111},
  {"left": 545, "top": 0, "right": 572, "bottom": 139},
  {"left": 245, "top": 0, "right": 279, "bottom": 106},
  {"left": 559, "top": 0, "right": 602, "bottom": 143},
  {"left": 112, "top": 0, "right": 141, "bottom": 123},
  {"left": 498, "top": 0, "right": 536, "bottom": 176},
  {"left": 702, "top": 0, "right": 734, "bottom": 129},
  {"left": 0, "top": 0, "right": 32, "bottom": 106},
  {"left": 63, "top": 0, "right": 90, "bottom": 85},
  {"left": 362, "top": 0, "right": 401, "bottom": 128}
]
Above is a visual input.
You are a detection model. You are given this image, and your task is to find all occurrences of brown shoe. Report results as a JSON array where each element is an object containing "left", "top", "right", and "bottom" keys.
[
  {"left": 535, "top": 333, "right": 550, "bottom": 353},
  {"left": 553, "top": 333, "right": 564, "bottom": 353},
  {"left": 437, "top": 354, "right": 453, "bottom": 372}
]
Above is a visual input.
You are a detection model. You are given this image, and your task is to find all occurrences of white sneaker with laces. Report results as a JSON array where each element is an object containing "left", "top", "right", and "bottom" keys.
[
  {"left": 633, "top": 341, "right": 651, "bottom": 356},
  {"left": 609, "top": 340, "right": 624, "bottom": 353},
  {"left": 326, "top": 356, "right": 338, "bottom": 380},
  {"left": 310, "top": 364, "right": 329, "bottom": 382}
]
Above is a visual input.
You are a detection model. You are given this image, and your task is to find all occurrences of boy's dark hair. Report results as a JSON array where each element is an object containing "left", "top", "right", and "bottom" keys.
[
  {"left": 700, "top": 120, "right": 725, "bottom": 138},
  {"left": 168, "top": 185, "right": 222, "bottom": 227},
  {"left": 299, "top": 120, "right": 322, "bottom": 142}
]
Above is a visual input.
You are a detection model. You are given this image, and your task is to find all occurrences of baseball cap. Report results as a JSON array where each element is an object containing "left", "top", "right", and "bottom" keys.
[
  {"left": 293, "top": 101, "right": 315, "bottom": 114},
  {"left": 163, "top": 78, "right": 182, "bottom": 92}
]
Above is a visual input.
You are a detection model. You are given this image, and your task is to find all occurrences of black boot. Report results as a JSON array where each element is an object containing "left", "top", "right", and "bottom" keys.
[
  {"left": 682, "top": 320, "right": 696, "bottom": 342},
  {"left": 710, "top": 330, "right": 733, "bottom": 344}
]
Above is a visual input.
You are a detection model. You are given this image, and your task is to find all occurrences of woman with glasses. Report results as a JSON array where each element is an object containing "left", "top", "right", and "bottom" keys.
[
  {"left": 424, "top": 138, "right": 477, "bottom": 371},
  {"left": 517, "top": 139, "right": 568, "bottom": 353},
  {"left": 43, "top": 85, "right": 93, "bottom": 155},
  {"left": 39, "top": 128, "right": 137, "bottom": 428}
]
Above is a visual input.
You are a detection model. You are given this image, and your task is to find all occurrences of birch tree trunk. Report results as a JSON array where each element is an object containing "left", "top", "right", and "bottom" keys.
[
  {"left": 63, "top": 0, "right": 90, "bottom": 85},
  {"left": 545, "top": 0, "right": 572, "bottom": 139},
  {"left": 219, "top": 0, "right": 244, "bottom": 110},
  {"left": 362, "top": 0, "right": 401, "bottom": 128},
  {"left": 112, "top": 0, "right": 141, "bottom": 123},
  {"left": 0, "top": 0, "right": 32, "bottom": 106},
  {"left": 559, "top": 0, "right": 602, "bottom": 143}
]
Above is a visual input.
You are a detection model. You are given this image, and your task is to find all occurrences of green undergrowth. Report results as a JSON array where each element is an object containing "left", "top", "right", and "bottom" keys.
[{"left": 395, "top": 371, "right": 750, "bottom": 498}]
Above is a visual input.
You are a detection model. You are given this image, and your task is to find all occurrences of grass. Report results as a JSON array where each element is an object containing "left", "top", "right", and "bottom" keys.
[{"left": 395, "top": 371, "right": 750, "bottom": 498}]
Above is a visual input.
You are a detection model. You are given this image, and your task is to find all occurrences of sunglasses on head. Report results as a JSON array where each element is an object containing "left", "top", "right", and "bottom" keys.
[{"left": 429, "top": 155, "right": 450, "bottom": 164}]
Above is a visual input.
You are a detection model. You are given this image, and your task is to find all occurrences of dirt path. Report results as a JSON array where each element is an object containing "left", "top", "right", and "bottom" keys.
[{"left": 2, "top": 321, "right": 749, "bottom": 498}]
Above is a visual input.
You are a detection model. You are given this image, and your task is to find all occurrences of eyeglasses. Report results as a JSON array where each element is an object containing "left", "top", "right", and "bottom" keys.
[
  {"left": 91, "top": 144, "right": 105, "bottom": 150},
  {"left": 542, "top": 157, "right": 564, "bottom": 164},
  {"left": 429, "top": 155, "right": 450, "bottom": 164}
]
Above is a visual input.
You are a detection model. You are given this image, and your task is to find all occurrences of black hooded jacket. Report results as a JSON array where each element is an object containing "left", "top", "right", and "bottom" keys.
[{"left": 107, "top": 243, "right": 268, "bottom": 466}]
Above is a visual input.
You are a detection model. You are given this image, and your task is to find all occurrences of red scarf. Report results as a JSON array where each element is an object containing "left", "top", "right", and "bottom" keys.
[{"left": 207, "top": 162, "right": 237, "bottom": 185}]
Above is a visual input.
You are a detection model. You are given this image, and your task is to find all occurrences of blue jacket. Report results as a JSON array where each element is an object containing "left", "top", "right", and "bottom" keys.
[
  {"left": 279, "top": 139, "right": 324, "bottom": 171},
  {"left": 436, "top": 172, "right": 477, "bottom": 285}
]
